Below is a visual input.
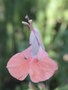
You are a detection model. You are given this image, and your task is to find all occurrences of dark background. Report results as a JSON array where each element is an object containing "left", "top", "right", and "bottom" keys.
[{"left": 0, "top": 0, "right": 68, "bottom": 90}]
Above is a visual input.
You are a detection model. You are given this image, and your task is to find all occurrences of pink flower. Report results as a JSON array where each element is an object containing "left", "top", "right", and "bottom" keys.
[{"left": 6, "top": 16, "right": 58, "bottom": 83}]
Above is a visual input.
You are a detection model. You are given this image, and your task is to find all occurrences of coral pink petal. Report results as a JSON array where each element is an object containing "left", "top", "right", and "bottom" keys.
[
  {"left": 7, "top": 46, "right": 31, "bottom": 81},
  {"left": 29, "top": 47, "right": 58, "bottom": 83}
]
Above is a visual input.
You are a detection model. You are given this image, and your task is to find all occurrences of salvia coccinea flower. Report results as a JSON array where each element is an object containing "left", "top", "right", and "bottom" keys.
[{"left": 6, "top": 15, "right": 58, "bottom": 83}]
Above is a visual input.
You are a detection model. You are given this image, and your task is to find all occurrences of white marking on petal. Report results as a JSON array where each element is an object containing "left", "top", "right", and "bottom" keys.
[{"left": 30, "top": 28, "right": 45, "bottom": 57}]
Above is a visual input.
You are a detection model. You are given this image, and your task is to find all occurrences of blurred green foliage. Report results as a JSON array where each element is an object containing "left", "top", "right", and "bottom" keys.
[{"left": 0, "top": 0, "right": 68, "bottom": 90}]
